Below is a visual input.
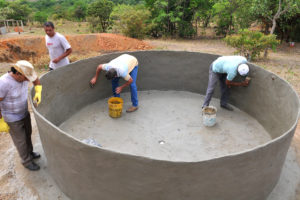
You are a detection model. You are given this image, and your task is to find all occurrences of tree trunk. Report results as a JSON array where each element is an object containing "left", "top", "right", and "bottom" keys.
[
  {"left": 264, "top": 18, "right": 277, "bottom": 58},
  {"left": 270, "top": 18, "right": 276, "bottom": 34}
]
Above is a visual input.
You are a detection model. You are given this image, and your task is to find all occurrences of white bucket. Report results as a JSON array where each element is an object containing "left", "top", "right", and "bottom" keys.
[{"left": 202, "top": 106, "right": 217, "bottom": 127}]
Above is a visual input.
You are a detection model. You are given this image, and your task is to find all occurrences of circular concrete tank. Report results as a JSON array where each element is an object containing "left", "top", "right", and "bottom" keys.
[{"left": 31, "top": 51, "right": 300, "bottom": 200}]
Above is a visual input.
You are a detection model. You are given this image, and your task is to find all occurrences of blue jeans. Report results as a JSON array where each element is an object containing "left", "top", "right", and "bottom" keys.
[{"left": 111, "top": 66, "right": 138, "bottom": 107}]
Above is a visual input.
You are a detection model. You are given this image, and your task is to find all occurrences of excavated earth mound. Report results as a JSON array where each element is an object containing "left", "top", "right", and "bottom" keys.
[{"left": 0, "top": 33, "right": 152, "bottom": 63}]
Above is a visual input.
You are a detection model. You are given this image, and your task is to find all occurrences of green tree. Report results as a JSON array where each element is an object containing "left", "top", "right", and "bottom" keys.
[
  {"left": 250, "top": 0, "right": 300, "bottom": 34},
  {"left": 276, "top": 13, "right": 300, "bottom": 42},
  {"left": 0, "top": 0, "right": 8, "bottom": 8},
  {"left": 212, "top": 0, "right": 253, "bottom": 36},
  {"left": 110, "top": 4, "right": 151, "bottom": 38},
  {"left": 145, "top": 0, "right": 202, "bottom": 37},
  {"left": 87, "top": 0, "right": 114, "bottom": 32},
  {"left": 6, "top": 1, "right": 31, "bottom": 22},
  {"left": 34, "top": 11, "right": 48, "bottom": 25},
  {"left": 72, "top": 1, "right": 88, "bottom": 21},
  {"left": 250, "top": 0, "right": 299, "bottom": 56},
  {"left": 0, "top": 7, "right": 14, "bottom": 20},
  {"left": 194, "top": 0, "right": 214, "bottom": 28}
]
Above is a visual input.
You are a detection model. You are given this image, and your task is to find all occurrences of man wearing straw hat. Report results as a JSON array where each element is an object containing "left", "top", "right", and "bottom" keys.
[
  {"left": 0, "top": 60, "right": 42, "bottom": 171},
  {"left": 90, "top": 54, "right": 139, "bottom": 113},
  {"left": 202, "top": 56, "right": 250, "bottom": 111}
]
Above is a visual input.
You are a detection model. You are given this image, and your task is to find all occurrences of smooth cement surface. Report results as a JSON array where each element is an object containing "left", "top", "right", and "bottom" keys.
[{"left": 60, "top": 91, "right": 271, "bottom": 162}]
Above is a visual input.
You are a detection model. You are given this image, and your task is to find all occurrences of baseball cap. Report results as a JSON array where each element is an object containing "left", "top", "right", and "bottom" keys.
[{"left": 238, "top": 64, "right": 249, "bottom": 76}]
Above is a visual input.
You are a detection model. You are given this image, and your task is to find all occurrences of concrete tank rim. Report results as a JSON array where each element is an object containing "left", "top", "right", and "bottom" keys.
[{"left": 31, "top": 50, "right": 300, "bottom": 163}]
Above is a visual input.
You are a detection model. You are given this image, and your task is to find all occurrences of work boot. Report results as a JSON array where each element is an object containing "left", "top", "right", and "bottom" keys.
[
  {"left": 24, "top": 161, "right": 40, "bottom": 171},
  {"left": 31, "top": 152, "right": 41, "bottom": 159},
  {"left": 126, "top": 106, "right": 138, "bottom": 113},
  {"left": 220, "top": 104, "right": 234, "bottom": 111}
]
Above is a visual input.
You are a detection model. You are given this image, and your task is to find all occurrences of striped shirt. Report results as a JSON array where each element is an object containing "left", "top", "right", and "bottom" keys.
[{"left": 0, "top": 73, "right": 28, "bottom": 122}]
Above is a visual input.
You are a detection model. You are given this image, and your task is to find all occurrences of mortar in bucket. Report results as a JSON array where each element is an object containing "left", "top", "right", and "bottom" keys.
[
  {"left": 108, "top": 97, "right": 124, "bottom": 118},
  {"left": 202, "top": 106, "right": 217, "bottom": 127}
]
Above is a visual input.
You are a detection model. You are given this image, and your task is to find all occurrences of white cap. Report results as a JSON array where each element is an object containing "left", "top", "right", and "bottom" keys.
[
  {"left": 13, "top": 60, "right": 37, "bottom": 82},
  {"left": 238, "top": 64, "right": 249, "bottom": 76}
]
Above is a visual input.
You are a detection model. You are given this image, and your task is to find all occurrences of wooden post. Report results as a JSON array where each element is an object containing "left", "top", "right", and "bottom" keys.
[
  {"left": 6, "top": 20, "right": 10, "bottom": 32},
  {"left": 21, "top": 20, "right": 24, "bottom": 32},
  {"left": 16, "top": 20, "right": 20, "bottom": 34},
  {"left": 12, "top": 20, "right": 15, "bottom": 32}
]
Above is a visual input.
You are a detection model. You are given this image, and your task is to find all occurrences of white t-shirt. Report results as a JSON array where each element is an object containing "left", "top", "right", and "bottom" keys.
[
  {"left": 45, "top": 32, "right": 71, "bottom": 70},
  {"left": 103, "top": 54, "right": 138, "bottom": 81},
  {"left": 0, "top": 73, "right": 28, "bottom": 122}
]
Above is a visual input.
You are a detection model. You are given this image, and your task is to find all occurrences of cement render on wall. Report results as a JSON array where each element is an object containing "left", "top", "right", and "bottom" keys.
[{"left": 32, "top": 51, "right": 300, "bottom": 200}]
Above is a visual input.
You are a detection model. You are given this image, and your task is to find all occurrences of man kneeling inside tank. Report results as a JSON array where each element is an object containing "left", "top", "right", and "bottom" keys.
[
  {"left": 202, "top": 55, "right": 251, "bottom": 111},
  {"left": 90, "top": 54, "right": 139, "bottom": 113}
]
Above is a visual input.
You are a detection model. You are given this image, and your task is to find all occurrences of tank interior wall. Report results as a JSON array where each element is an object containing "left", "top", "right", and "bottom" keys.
[
  {"left": 32, "top": 51, "right": 300, "bottom": 200},
  {"left": 36, "top": 51, "right": 299, "bottom": 138}
]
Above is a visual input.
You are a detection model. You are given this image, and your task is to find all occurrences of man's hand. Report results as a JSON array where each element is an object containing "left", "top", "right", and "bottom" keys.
[
  {"left": 243, "top": 77, "right": 251, "bottom": 87},
  {"left": 116, "top": 87, "right": 122, "bottom": 94},
  {"left": 90, "top": 77, "right": 97, "bottom": 88},
  {"left": 33, "top": 85, "right": 42, "bottom": 106},
  {"left": 52, "top": 58, "right": 61, "bottom": 64}
]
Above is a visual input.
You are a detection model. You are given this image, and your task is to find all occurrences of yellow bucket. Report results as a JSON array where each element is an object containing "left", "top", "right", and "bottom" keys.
[{"left": 108, "top": 97, "right": 124, "bottom": 118}]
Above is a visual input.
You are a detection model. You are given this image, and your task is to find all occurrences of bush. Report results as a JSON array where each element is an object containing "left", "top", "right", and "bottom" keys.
[
  {"left": 110, "top": 5, "right": 151, "bottom": 39},
  {"left": 224, "top": 29, "right": 280, "bottom": 60}
]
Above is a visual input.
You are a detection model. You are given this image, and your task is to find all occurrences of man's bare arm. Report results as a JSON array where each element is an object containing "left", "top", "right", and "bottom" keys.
[
  {"left": 53, "top": 48, "right": 72, "bottom": 63},
  {"left": 115, "top": 78, "right": 133, "bottom": 94},
  {"left": 90, "top": 64, "right": 103, "bottom": 86}
]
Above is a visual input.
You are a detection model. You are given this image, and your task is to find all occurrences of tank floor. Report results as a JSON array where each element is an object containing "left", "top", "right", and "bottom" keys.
[{"left": 59, "top": 90, "right": 271, "bottom": 162}]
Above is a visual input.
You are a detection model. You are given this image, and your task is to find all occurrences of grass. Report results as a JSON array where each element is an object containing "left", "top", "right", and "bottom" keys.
[{"left": 22, "top": 20, "right": 91, "bottom": 36}]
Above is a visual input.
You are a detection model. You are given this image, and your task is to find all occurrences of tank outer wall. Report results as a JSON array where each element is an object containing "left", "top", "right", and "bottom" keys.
[{"left": 32, "top": 51, "right": 299, "bottom": 200}]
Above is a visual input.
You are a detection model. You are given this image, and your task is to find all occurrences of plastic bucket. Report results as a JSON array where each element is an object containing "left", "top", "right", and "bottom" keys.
[
  {"left": 202, "top": 106, "right": 217, "bottom": 127},
  {"left": 108, "top": 97, "right": 124, "bottom": 118}
]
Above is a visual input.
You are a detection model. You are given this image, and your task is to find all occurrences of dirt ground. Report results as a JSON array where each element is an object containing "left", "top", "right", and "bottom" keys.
[{"left": 0, "top": 34, "right": 300, "bottom": 200}]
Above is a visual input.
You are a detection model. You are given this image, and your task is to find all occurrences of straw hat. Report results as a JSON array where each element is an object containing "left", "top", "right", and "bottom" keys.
[{"left": 13, "top": 60, "right": 37, "bottom": 82}]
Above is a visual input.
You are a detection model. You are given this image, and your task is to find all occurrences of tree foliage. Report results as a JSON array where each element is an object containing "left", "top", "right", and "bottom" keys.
[
  {"left": 0, "top": 0, "right": 298, "bottom": 41},
  {"left": 276, "top": 13, "right": 300, "bottom": 42},
  {"left": 3, "top": 1, "right": 31, "bottom": 22},
  {"left": 110, "top": 4, "right": 151, "bottom": 38},
  {"left": 224, "top": 29, "right": 280, "bottom": 60},
  {"left": 34, "top": 11, "right": 48, "bottom": 25},
  {"left": 250, "top": 0, "right": 300, "bottom": 34},
  {"left": 212, "top": 0, "right": 253, "bottom": 36},
  {"left": 87, "top": 0, "right": 114, "bottom": 32}
]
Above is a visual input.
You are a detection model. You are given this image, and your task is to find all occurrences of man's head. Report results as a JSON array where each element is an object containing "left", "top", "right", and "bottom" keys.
[
  {"left": 238, "top": 64, "right": 249, "bottom": 76},
  {"left": 105, "top": 68, "right": 117, "bottom": 80},
  {"left": 44, "top": 21, "right": 55, "bottom": 37},
  {"left": 11, "top": 60, "right": 37, "bottom": 82}
]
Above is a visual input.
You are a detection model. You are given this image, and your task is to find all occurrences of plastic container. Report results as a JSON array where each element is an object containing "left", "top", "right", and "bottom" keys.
[
  {"left": 202, "top": 106, "right": 217, "bottom": 127},
  {"left": 108, "top": 97, "right": 124, "bottom": 118}
]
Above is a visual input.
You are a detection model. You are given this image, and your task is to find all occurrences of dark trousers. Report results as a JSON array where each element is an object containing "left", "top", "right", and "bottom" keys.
[
  {"left": 203, "top": 64, "right": 229, "bottom": 107},
  {"left": 7, "top": 112, "right": 33, "bottom": 165}
]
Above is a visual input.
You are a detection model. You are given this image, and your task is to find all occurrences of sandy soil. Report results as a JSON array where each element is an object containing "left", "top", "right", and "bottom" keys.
[{"left": 0, "top": 35, "right": 299, "bottom": 199}]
